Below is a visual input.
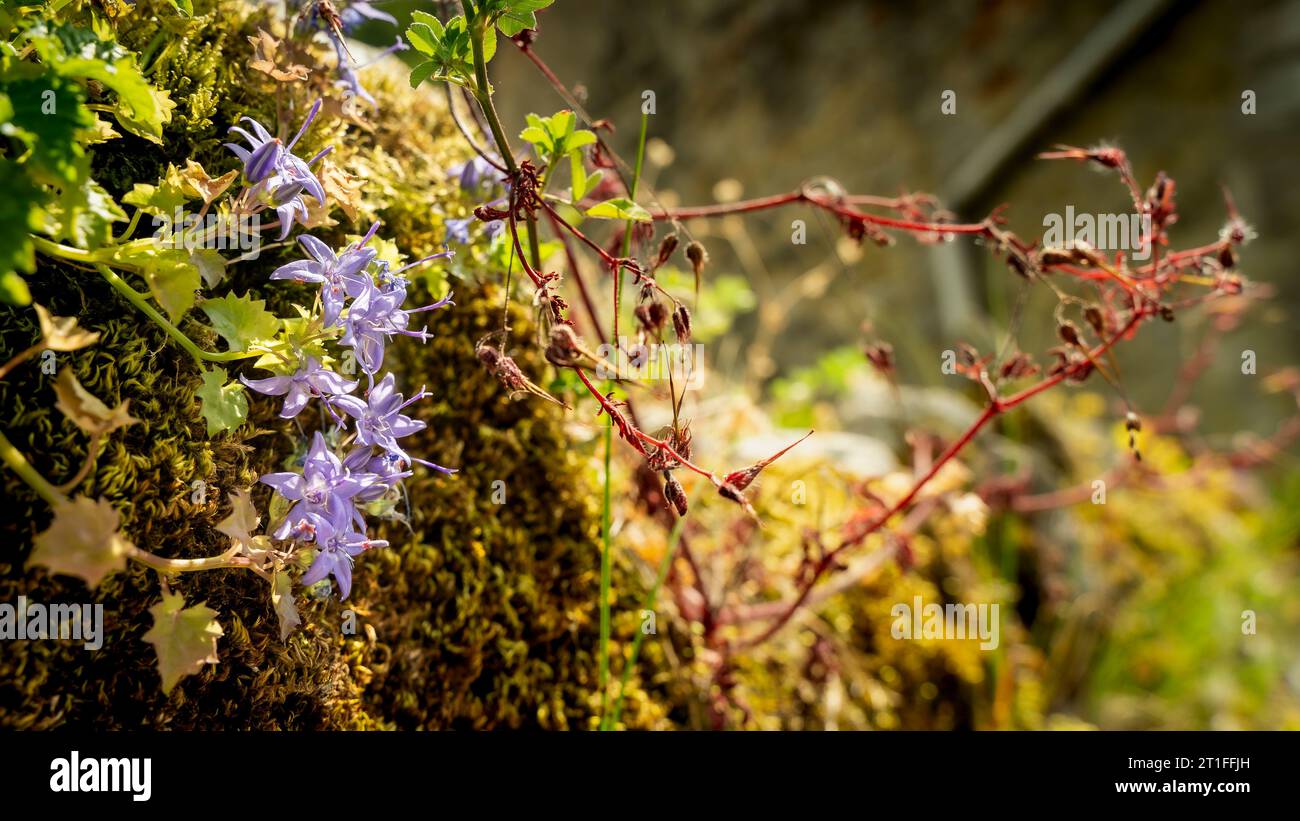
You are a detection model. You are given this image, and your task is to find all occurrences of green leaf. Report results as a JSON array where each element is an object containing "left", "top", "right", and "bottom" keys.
[
  {"left": 45, "top": 174, "right": 127, "bottom": 250},
  {"left": 0, "top": 270, "right": 32, "bottom": 306},
  {"left": 143, "top": 591, "right": 223, "bottom": 695},
  {"left": 409, "top": 59, "right": 438, "bottom": 89},
  {"left": 200, "top": 293, "right": 280, "bottom": 353},
  {"left": 406, "top": 22, "right": 439, "bottom": 55},
  {"left": 519, "top": 125, "right": 548, "bottom": 145},
  {"left": 494, "top": 0, "right": 555, "bottom": 36},
  {"left": 110, "top": 239, "right": 200, "bottom": 321},
  {"left": 570, "top": 149, "right": 588, "bottom": 200},
  {"left": 410, "top": 10, "right": 445, "bottom": 35},
  {"left": 122, "top": 164, "right": 192, "bottom": 217},
  {"left": 215, "top": 488, "right": 260, "bottom": 548},
  {"left": 195, "top": 367, "right": 248, "bottom": 436},
  {"left": 0, "top": 158, "right": 42, "bottom": 296},
  {"left": 26, "top": 26, "right": 174, "bottom": 144},
  {"left": 567, "top": 130, "right": 597, "bottom": 150},
  {"left": 28, "top": 496, "right": 133, "bottom": 588},
  {"left": 0, "top": 72, "right": 95, "bottom": 186},
  {"left": 190, "top": 248, "right": 227, "bottom": 289},
  {"left": 586, "top": 196, "right": 651, "bottom": 222}
]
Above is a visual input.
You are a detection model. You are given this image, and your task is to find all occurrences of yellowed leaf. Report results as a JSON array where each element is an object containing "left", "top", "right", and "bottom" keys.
[
  {"left": 35, "top": 304, "right": 100, "bottom": 352},
  {"left": 28, "top": 496, "right": 133, "bottom": 587},
  {"left": 53, "top": 367, "right": 139, "bottom": 437}
]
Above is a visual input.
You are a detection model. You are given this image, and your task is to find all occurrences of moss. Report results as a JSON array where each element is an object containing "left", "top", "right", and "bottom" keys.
[{"left": 0, "top": 0, "right": 667, "bottom": 730}]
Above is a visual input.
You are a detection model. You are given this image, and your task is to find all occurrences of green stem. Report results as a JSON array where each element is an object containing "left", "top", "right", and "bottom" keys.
[
  {"left": 606, "top": 506, "right": 687, "bottom": 730},
  {"left": 0, "top": 430, "right": 66, "bottom": 507},
  {"left": 30, "top": 234, "right": 101, "bottom": 266},
  {"left": 127, "top": 545, "right": 252, "bottom": 574},
  {"left": 615, "top": 110, "right": 650, "bottom": 341},
  {"left": 115, "top": 208, "right": 143, "bottom": 244},
  {"left": 94, "top": 264, "right": 254, "bottom": 364},
  {"left": 466, "top": 9, "right": 542, "bottom": 274},
  {"left": 598, "top": 414, "right": 613, "bottom": 724}
]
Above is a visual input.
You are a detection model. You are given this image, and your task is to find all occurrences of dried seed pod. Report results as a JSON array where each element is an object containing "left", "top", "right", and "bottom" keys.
[
  {"left": 721, "top": 431, "right": 812, "bottom": 491},
  {"left": 655, "top": 233, "right": 680, "bottom": 269},
  {"left": 633, "top": 220, "right": 655, "bottom": 247},
  {"left": 672, "top": 304, "right": 693, "bottom": 343},
  {"left": 863, "top": 341, "right": 894, "bottom": 376},
  {"left": 1038, "top": 247, "right": 1076, "bottom": 267},
  {"left": 685, "top": 240, "right": 708, "bottom": 275},
  {"left": 1126, "top": 411, "right": 1143, "bottom": 461},
  {"left": 544, "top": 323, "right": 584, "bottom": 367},
  {"left": 957, "top": 343, "right": 979, "bottom": 367},
  {"left": 1125, "top": 411, "right": 1142, "bottom": 432},
  {"left": 717, "top": 481, "right": 756, "bottom": 518},
  {"left": 1084, "top": 306, "right": 1106, "bottom": 336},
  {"left": 1159, "top": 305, "right": 1176, "bottom": 322},
  {"left": 635, "top": 301, "right": 668, "bottom": 334},
  {"left": 1218, "top": 244, "right": 1236, "bottom": 270},
  {"left": 998, "top": 352, "right": 1039, "bottom": 380},
  {"left": 1058, "top": 321, "right": 1082, "bottom": 346},
  {"left": 663, "top": 472, "right": 688, "bottom": 517}
]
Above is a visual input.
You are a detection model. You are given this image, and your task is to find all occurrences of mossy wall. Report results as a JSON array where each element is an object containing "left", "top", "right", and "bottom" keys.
[{"left": 0, "top": 0, "right": 668, "bottom": 730}]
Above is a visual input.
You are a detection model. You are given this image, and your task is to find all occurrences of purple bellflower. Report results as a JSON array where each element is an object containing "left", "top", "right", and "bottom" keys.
[
  {"left": 333, "top": 372, "right": 427, "bottom": 458},
  {"left": 262, "top": 431, "right": 375, "bottom": 539},
  {"left": 299, "top": 516, "right": 388, "bottom": 600},
  {"left": 226, "top": 100, "right": 331, "bottom": 239},
  {"left": 340, "top": 286, "right": 453, "bottom": 374},
  {"left": 272, "top": 227, "right": 379, "bottom": 326},
  {"left": 240, "top": 356, "right": 357, "bottom": 419},
  {"left": 344, "top": 446, "right": 414, "bottom": 502}
]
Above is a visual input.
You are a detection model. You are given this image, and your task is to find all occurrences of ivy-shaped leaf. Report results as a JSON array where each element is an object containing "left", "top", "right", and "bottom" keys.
[
  {"left": 178, "top": 160, "right": 238, "bottom": 207},
  {"left": 143, "top": 591, "right": 223, "bottom": 695},
  {"left": 0, "top": 158, "right": 45, "bottom": 303},
  {"left": 35, "top": 304, "right": 101, "bottom": 351},
  {"left": 195, "top": 367, "right": 248, "bottom": 436},
  {"left": 0, "top": 71, "right": 95, "bottom": 186},
  {"left": 122, "top": 164, "right": 193, "bottom": 217},
  {"left": 271, "top": 570, "right": 301, "bottom": 641},
  {"left": 22, "top": 23, "right": 174, "bottom": 143},
  {"left": 110, "top": 239, "right": 201, "bottom": 321},
  {"left": 28, "top": 496, "right": 133, "bottom": 588},
  {"left": 215, "top": 488, "right": 260, "bottom": 549},
  {"left": 200, "top": 293, "right": 280, "bottom": 353},
  {"left": 586, "top": 196, "right": 651, "bottom": 222},
  {"left": 47, "top": 173, "right": 127, "bottom": 250},
  {"left": 252, "top": 305, "right": 336, "bottom": 373},
  {"left": 53, "top": 366, "right": 139, "bottom": 437},
  {"left": 190, "top": 248, "right": 227, "bottom": 290}
]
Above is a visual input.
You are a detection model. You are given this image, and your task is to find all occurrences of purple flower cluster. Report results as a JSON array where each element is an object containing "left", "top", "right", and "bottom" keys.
[
  {"left": 246, "top": 228, "right": 455, "bottom": 599},
  {"left": 226, "top": 100, "right": 331, "bottom": 239}
]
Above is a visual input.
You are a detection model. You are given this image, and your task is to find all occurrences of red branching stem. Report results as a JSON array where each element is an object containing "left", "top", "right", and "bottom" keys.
[
  {"left": 738, "top": 307, "right": 1150, "bottom": 647},
  {"left": 651, "top": 189, "right": 992, "bottom": 238},
  {"left": 572, "top": 366, "right": 721, "bottom": 484}
]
